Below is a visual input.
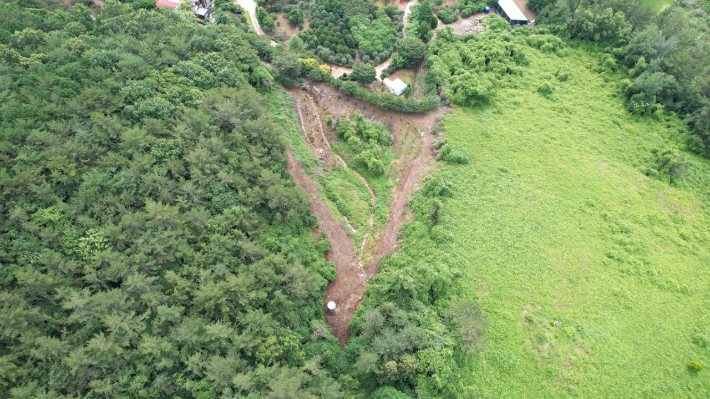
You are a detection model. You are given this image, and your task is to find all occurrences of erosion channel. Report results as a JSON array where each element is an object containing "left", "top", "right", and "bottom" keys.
[{"left": 284, "top": 83, "right": 448, "bottom": 345}]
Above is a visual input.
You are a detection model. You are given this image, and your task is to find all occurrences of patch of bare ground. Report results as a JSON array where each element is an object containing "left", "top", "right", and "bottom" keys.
[
  {"left": 447, "top": 12, "right": 488, "bottom": 35},
  {"left": 284, "top": 80, "right": 449, "bottom": 345},
  {"left": 512, "top": 0, "right": 538, "bottom": 21},
  {"left": 271, "top": 13, "right": 303, "bottom": 42}
]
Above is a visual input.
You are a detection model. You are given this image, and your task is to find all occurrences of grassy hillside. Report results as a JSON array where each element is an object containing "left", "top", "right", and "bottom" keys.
[{"left": 436, "top": 44, "right": 710, "bottom": 397}]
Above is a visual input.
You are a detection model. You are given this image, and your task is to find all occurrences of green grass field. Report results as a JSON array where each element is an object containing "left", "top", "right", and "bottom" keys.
[
  {"left": 640, "top": 0, "right": 675, "bottom": 12},
  {"left": 435, "top": 44, "right": 710, "bottom": 397}
]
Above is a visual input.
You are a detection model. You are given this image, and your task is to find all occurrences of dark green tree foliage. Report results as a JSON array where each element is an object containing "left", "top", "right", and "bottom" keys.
[
  {"left": 351, "top": 11, "right": 397, "bottom": 61},
  {"left": 351, "top": 61, "right": 376, "bottom": 85},
  {"left": 348, "top": 175, "right": 472, "bottom": 397},
  {"left": 392, "top": 36, "right": 426, "bottom": 69},
  {"left": 437, "top": 6, "right": 459, "bottom": 24},
  {"left": 0, "top": 2, "right": 342, "bottom": 397},
  {"left": 338, "top": 0, "right": 377, "bottom": 19},
  {"left": 287, "top": 7, "right": 304, "bottom": 26},
  {"left": 566, "top": 8, "right": 631, "bottom": 44},
  {"left": 527, "top": 0, "right": 555, "bottom": 12},
  {"left": 406, "top": 0, "right": 438, "bottom": 41},
  {"left": 297, "top": 5, "right": 357, "bottom": 66},
  {"left": 272, "top": 49, "right": 302, "bottom": 87},
  {"left": 457, "top": 0, "right": 487, "bottom": 17}
]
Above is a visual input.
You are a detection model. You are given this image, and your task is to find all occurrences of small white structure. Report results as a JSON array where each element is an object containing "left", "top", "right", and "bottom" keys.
[
  {"left": 383, "top": 78, "right": 408, "bottom": 96},
  {"left": 327, "top": 301, "right": 336, "bottom": 313}
]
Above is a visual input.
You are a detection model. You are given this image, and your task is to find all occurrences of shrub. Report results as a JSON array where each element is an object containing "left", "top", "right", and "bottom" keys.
[
  {"left": 437, "top": 143, "right": 471, "bottom": 164},
  {"left": 538, "top": 81, "right": 554, "bottom": 96},
  {"left": 689, "top": 361, "right": 703, "bottom": 372},
  {"left": 556, "top": 68, "right": 570, "bottom": 82},
  {"left": 433, "top": 139, "right": 446, "bottom": 150},
  {"left": 325, "top": 115, "right": 332, "bottom": 127},
  {"left": 437, "top": 7, "right": 459, "bottom": 24}
]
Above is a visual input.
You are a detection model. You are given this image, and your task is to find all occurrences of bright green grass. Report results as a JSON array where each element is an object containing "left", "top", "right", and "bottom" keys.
[
  {"left": 640, "top": 0, "right": 674, "bottom": 12},
  {"left": 438, "top": 44, "right": 710, "bottom": 397}
]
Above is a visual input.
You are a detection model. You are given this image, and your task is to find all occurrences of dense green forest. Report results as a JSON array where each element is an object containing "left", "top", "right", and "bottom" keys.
[{"left": 0, "top": 2, "right": 346, "bottom": 397}]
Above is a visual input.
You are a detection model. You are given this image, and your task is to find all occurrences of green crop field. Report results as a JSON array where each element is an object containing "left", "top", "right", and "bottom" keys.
[{"left": 430, "top": 45, "right": 710, "bottom": 397}]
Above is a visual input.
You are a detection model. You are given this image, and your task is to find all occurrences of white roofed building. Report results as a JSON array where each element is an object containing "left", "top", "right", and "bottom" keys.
[
  {"left": 383, "top": 78, "right": 408, "bottom": 96},
  {"left": 496, "top": 0, "right": 528, "bottom": 25}
]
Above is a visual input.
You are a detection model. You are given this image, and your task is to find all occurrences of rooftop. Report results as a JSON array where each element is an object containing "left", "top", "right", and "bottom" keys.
[
  {"left": 498, "top": 0, "right": 528, "bottom": 22},
  {"left": 156, "top": 0, "right": 180, "bottom": 8},
  {"left": 384, "top": 78, "right": 408, "bottom": 95}
]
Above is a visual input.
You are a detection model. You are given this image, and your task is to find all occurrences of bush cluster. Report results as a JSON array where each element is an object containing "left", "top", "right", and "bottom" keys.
[
  {"left": 425, "top": 25, "right": 528, "bottom": 106},
  {"left": 437, "top": 143, "right": 472, "bottom": 164}
]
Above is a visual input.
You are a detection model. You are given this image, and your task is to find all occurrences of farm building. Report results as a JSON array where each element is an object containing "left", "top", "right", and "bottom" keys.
[
  {"left": 496, "top": 0, "right": 528, "bottom": 25},
  {"left": 194, "top": 0, "right": 212, "bottom": 18},
  {"left": 383, "top": 78, "right": 408, "bottom": 96}
]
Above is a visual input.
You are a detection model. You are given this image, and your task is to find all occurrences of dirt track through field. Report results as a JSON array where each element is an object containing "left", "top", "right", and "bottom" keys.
[{"left": 284, "top": 84, "right": 449, "bottom": 345}]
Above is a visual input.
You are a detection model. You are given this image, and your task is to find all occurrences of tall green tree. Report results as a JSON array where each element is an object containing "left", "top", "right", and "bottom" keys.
[{"left": 351, "top": 62, "right": 377, "bottom": 84}]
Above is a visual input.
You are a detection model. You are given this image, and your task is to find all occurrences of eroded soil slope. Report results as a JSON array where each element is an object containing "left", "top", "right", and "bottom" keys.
[{"left": 284, "top": 83, "right": 448, "bottom": 345}]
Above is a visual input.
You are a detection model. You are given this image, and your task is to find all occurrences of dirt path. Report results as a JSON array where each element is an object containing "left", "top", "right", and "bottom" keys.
[{"left": 285, "top": 150, "right": 368, "bottom": 344}]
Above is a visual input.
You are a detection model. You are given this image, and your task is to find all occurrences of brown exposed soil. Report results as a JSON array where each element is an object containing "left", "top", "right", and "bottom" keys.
[
  {"left": 512, "top": 0, "right": 539, "bottom": 21},
  {"left": 283, "top": 81, "right": 449, "bottom": 345},
  {"left": 271, "top": 13, "right": 303, "bottom": 42}
]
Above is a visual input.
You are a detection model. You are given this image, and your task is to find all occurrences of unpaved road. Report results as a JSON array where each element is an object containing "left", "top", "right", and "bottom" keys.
[
  {"left": 234, "top": 0, "right": 279, "bottom": 46},
  {"left": 234, "top": 0, "right": 263, "bottom": 35}
]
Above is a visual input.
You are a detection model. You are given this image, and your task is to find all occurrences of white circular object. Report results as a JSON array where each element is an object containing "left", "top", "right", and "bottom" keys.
[{"left": 327, "top": 301, "right": 336, "bottom": 311}]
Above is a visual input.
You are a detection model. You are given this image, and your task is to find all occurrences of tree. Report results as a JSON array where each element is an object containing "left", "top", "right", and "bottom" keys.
[
  {"left": 527, "top": 0, "right": 555, "bottom": 13},
  {"left": 351, "top": 62, "right": 376, "bottom": 85},
  {"left": 256, "top": 6, "right": 267, "bottom": 23},
  {"left": 273, "top": 51, "right": 301, "bottom": 87},
  {"left": 437, "top": 6, "right": 458, "bottom": 24},
  {"left": 0, "top": 5, "right": 345, "bottom": 397},
  {"left": 261, "top": 15, "right": 275, "bottom": 32},
  {"left": 394, "top": 36, "right": 426, "bottom": 69},
  {"left": 566, "top": 8, "right": 631, "bottom": 44},
  {"left": 287, "top": 8, "right": 303, "bottom": 26},
  {"left": 351, "top": 12, "right": 397, "bottom": 59}
]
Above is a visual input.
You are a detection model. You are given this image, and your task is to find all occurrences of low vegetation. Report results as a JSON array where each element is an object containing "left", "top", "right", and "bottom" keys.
[{"left": 414, "top": 32, "right": 710, "bottom": 397}]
